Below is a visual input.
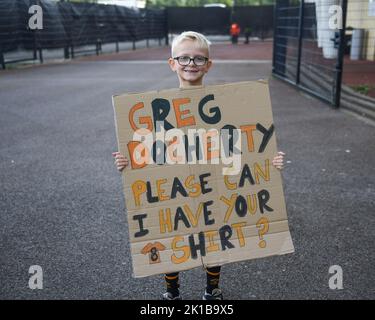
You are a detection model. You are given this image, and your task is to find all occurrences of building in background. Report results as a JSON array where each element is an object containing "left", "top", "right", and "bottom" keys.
[
  {"left": 306, "top": 0, "right": 375, "bottom": 61},
  {"left": 98, "top": 0, "right": 146, "bottom": 8},
  {"left": 346, "top": 0, "right": 375, "bottom": 60}
]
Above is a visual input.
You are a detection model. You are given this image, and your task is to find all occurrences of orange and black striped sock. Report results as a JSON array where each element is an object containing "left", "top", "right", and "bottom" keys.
[
  {"left": 206, "top": 266, "right": 221, "bottom": 294},
  {"left": 165, "top": 272, "right": 180, "bottom": 297}
]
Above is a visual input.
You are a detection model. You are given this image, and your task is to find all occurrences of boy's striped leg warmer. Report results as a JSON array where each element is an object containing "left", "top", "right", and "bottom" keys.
[
  {"left": 206, "top": 266, "right": 221, "bottom": 294},
  {"left": 165, "top": 272, "right": 180, "bottom": 297}
]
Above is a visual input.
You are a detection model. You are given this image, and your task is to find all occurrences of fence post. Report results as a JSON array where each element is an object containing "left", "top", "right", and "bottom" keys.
[
  {"left": 334, "top": 0, "right": 348, "bottom": 108},
  {"left": 296, "top": 0, "right": 304, "bottom": 85},
  {"left": 272, "top": 0, "right": 288, "bottom": 77},
  {"left": 64, "top": 47, "right": 70, "bottom": 59},
  {"left": 35, "top": 0, "right": 43, "bottom": 64},
  {"left": 96, "top": 37, "right": 103, "bottom": 55},
  {"left": 272, "top": 1, "right": 279, "bottom": 74},
  {"left": 165, "top": 8, "right": 169, "bottom": 46},
  {"left": 261, "top": 6, "right": 265, "bottom": 41},
  {"left": 33, "top": 30, "right": 38, "bottom": 61},
  {"left": 38, "top": 48, "right": 43, "bottom": 64},
  {"left": 0, "top": 50, "right": 5, "bottom": 70},
  {"left": 146, "top": 9, "right": 150, "bottom": 48}
]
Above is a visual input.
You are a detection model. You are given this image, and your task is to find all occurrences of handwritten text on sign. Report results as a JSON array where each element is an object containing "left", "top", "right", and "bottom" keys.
[{"left": 113, "top": 81, "right": 294, "bottom": 277}]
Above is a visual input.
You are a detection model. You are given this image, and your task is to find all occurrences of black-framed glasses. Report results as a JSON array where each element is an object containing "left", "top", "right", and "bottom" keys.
[{"left": 173, "top": 56, "right": 208, "bottom": 66}]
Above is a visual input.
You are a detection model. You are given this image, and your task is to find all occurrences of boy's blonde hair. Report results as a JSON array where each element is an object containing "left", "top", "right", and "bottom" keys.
[{"left": 171, "top": 31, "right": 211, "bottom": 57}]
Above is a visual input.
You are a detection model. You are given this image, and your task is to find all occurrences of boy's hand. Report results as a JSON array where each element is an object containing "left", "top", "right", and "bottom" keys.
[
  {"left": 272, "top": 151, "right": 285, "bottom": 170},
  {"left": 112, "top": 152, "right": 129, "bottom": 172}
]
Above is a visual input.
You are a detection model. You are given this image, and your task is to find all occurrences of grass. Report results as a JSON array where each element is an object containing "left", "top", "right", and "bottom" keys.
[{"left": 351, "top": 84, "right": 371, "bottom": 96}]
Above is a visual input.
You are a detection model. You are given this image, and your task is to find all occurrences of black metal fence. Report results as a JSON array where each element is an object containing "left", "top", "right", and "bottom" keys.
[
  {"left": 272, "top": 0, "right": 348, "bottom": 107},
  {"left": 0, "top": 0, "right": 167, "bottom": 69},
  {"left": 1, "top": 3, "right": 275, "bottom": 70},
  {"left": 167, "top": 7, "right": 230, "bottom": 35},
  {"left": 167, "top": 5, "right": 274, "bottom": 39}
]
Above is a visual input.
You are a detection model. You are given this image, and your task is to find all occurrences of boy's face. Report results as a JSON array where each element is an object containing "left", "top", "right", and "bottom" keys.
[{"left": 168, "top": 39, "right": 212, "bottom": 88}]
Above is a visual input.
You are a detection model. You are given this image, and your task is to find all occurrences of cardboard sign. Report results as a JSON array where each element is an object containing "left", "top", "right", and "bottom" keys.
[{"left": 112, "top": 81, "right": 294, "bottom": 278}]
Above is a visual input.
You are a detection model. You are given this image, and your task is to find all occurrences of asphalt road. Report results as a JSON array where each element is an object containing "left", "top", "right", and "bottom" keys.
[{"left": 0, "top": 58, "right": 374, "bottom": 299}]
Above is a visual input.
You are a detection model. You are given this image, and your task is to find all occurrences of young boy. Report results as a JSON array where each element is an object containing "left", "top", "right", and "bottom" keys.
[{"left": 112, "top": 31, "right": 285, "bottom": 300}]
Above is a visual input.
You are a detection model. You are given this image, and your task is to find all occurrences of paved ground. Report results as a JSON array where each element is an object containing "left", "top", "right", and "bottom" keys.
[
  {"left": 79, "top": 41, "right": 274, "bottom": 62},
  {"left": 0, "top": 44, "right": 374, "bottom": 300},
  {"left": 75, "top": 41, "right": 375, "bottom": 98}
]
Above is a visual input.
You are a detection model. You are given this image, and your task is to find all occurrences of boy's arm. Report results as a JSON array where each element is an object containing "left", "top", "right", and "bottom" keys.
[
  {"left": 112, "top": 152, "right": 129, "bottom": 172},
  {"left": 272, "top": 151, "right": 285, "bottom": 170}
]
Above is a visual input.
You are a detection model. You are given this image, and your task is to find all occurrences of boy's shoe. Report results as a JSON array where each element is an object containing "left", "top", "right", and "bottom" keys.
[
  {"left": 202, "top": 288, "right": 223, "bottom": 300},
  {"left": 162, "top": 292, "right": 182, "bottom": 300}
]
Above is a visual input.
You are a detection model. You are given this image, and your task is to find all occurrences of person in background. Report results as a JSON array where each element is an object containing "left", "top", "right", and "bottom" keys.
[
  {"left": 244, "top": 26, "right": 252, "bottom": 44},
  {"left": 230, "top": 23, "right": 241, "bottom": 44}
]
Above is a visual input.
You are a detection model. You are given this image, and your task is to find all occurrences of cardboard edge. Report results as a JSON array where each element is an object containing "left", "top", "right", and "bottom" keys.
[
  {"left": 257, "top": 78, "right": 269, "bottom": 85},
  {"left": 280, "top": 234, "right": 295, "bottom": 255},
  {"left": 111, "top": 80, "right": 270, "bottom": 99},
  {"left": 111, "top": 95, "right": 120, "bottom": 148}
]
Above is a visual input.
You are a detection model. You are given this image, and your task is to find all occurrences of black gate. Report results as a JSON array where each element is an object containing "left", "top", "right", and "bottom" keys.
[{"left": 272, "top": 0, "right": 348, "bottom": 107}]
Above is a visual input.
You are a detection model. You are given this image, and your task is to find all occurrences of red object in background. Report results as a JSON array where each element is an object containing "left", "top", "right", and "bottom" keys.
[{"left": 230, "top": 23, "right": 241, "bottom": 36}]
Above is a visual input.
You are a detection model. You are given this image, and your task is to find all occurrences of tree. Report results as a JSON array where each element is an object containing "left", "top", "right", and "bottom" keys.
[
  {"left": 146, "top": 0, "right": 275, "bottom": 8},
  {"left": 66, "top": 0, "right": 99, "bottom": 3},
  {"left": 147, "top": 0, "right": 184, "bottom": 8},
  {"left": 235, "top": 0, "right": 275, "bottom": 5}
]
